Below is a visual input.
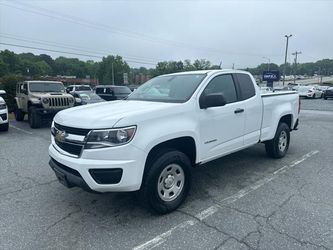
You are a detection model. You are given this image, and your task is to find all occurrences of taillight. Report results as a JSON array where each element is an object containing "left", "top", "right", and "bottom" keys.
[{"left": 298, "top": 97, "right": 301, "bottom": 113}]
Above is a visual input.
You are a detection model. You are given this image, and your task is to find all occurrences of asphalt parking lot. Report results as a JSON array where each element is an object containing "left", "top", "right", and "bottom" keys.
[{"left": 0, "top": 99, "right": 332, "bottom": 250}]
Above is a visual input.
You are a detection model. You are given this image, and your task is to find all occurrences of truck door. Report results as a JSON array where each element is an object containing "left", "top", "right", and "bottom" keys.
[
  {"left": 234, "top": 73, "right": 262, "bottom": 146},
  {"left": 21, "top": 82, "right": 28, "bottom": 112},
  {"left": 198, "top": 74, "right": 245, "bottom": 162}
]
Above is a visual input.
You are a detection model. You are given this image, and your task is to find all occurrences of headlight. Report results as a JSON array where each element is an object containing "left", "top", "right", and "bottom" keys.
[
  {"left": 0, "top": 103, "right": 6, "bottom": 110},
  {"left": 69, "top": 97, "right": 74, "bottom": 103},
  {"left": 42, "top": 98, "right": 49, "bottom": 104},
  {"left": 85, "top": 126, "right": 136, "bottom": 149},
  {"left": 30, "top": 98, "right": 41, "bottom": 104}
]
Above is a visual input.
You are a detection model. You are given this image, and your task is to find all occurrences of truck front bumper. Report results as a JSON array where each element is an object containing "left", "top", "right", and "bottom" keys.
[
  {"left": 0, "top": 108, "right": 8, "bottom": 124},
  {"left": 48, "top": 143, "right": 147, "bottom": 192}
]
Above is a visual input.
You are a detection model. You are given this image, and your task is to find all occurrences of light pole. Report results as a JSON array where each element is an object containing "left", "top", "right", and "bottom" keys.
[
  {"left": 111, "top": 62, "right": 115, "bottom": 85},
  {"left": 263, "top": 57, "right": 270, "bottom": 71},
  {"left": 283, "top": 34, "right": 292, "bottom": 86}
]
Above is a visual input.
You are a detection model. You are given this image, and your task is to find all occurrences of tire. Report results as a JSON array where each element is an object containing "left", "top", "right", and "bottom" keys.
[
  {"left": 0, "top": 122, "right": 9, "bottom": 131},
  {"left": 312, "top": 94, "right": 315, "bottom": 99},
  {"left": 140, "top": 149, "right": 192, "bottom": 214},
  {"left": 15, "top": 108, "right": 25, "bottom": 121},
  {"left": 324, "top": 97, "right": 327, "bottom": 100},
  {"left": 28, "top": 107, "right": 42, "bottom": 129},
  {"left": 265, "top": 122, "right": 290, "bottom": 159}
]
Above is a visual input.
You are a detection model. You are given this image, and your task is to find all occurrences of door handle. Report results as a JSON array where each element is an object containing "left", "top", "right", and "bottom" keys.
[{"left": 234, "top": 108, "right": 244, "bottom": 114}]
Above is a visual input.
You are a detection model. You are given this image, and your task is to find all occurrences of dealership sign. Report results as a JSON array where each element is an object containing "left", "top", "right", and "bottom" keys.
[{"left": 262, "top": 71, "right": 280, "bottom": 82}]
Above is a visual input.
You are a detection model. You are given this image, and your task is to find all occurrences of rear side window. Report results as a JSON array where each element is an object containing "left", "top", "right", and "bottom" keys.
[
  {"left": 77, "top": 86, "right": 91, "bottom": 91},
  {"left": 235, "top": 73, "right": 255, "bottom": 100},
  {"left": 203, "top": 74, "right": 237, "bottom": 104},
  {"left": 113, "top": 86, "right": 131, "bottom": 95}
]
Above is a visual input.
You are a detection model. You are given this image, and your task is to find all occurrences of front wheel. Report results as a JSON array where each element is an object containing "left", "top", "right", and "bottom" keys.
[
  {"left": 265, "top": 122, "right": 290, "bottom": 158},
  {"left": 28, "top": 107, "right": 42, "bottom": 129},
  {"left": 140, "top": 150, "right": 192, "bottom": 214},
  {"left": 15, "top": 108, "right": 25, "bottom": 121}
]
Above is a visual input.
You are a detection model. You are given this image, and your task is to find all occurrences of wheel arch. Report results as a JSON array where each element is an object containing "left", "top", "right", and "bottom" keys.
[{"left": 144, "top": 136, "right": 197, "bottom": 171}]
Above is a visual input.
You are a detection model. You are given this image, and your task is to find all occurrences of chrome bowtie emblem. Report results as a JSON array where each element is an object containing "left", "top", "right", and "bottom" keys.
[{"left": 55, "top": 130, "right": 66, "bottom": 142}]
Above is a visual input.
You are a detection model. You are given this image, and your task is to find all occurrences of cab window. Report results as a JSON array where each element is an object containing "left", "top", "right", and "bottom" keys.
[
  {"left": 202, "top": 74, "right": 238, "bottom": 104},
  {"left": 235, "top": 73, "right": 255, "bottom": 100}
]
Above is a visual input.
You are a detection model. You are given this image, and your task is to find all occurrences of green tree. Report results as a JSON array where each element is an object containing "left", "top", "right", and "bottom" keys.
[
  {"left": 0, "top": 74, "right": 26, "bottom": 111},
  {"left": 193, "top": 59, "right": 211, "bottom": 70},
  {"left": 98, "top": 55, "right": 130, "bottom": 84}
]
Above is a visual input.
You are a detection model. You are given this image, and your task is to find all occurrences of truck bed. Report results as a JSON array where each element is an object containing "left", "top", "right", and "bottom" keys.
[{"left": 260, "top": 90, "right": 299, "bottom": 142}]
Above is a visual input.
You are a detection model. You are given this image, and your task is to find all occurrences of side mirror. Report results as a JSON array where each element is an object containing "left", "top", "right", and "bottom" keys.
[
  {"left": 200, "top": 93, "right": 227, "bottom": 109},
  {"left": 0, "top": 90, "right": 6, "bottom": 95}
]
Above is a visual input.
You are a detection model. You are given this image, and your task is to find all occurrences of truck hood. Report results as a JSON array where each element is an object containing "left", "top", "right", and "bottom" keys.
[
  {"left": 30, "top": 92, "right": 73, "bottom": 98},
  {"left": 54, "top": 100, "right": 180, "bottom": 129}
]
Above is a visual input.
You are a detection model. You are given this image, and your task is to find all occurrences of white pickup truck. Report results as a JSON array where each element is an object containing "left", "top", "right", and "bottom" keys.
[{"left": 49, "top": 70, "right": 300, "bottom": 214}]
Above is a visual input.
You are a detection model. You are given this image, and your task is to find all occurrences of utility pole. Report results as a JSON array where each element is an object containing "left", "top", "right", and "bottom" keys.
[
  {"left": 292, "top": 51, "right": 301, "bottom": 85},
  {"left": 283, "top": 34, "right": 292, "bottom": 86},
  {"left": 111, "top": 62, "right": 115, "bottom": 85}
]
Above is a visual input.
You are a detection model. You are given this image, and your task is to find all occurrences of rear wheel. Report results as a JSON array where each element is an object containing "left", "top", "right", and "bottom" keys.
[
  {"left": 140, "top": 149, "right": 191, "bottom": 214},
  {"left": 265, "top": 122, "right": 290, "bottom": 158},
  {"left": 28, "top": 107, "right": 41, "bottom": 128},
  {"left": 15, "top": 107, "right": 25, "bottom": 121}
]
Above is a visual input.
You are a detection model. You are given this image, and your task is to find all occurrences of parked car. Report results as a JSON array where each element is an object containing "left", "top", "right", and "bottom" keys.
[
  {"left": 49, "top": 70, "right": 300, "bottom": 214},
  {"left": 260, "top": 86, "right": 272, "bottom": 93},
  {"left": 0, "top": 90, "right": 9, "bottom": 131},
  {"left": 95, "top": 85, "right": 131, "bottom": 101},
  {"left": 297, "top": 85, "right": 322, "bottom": 98},
  {"left": 273, "top": 86, "right": 294, "bottom": 92},
  {"left": 66, "top": 85, "right": 92, "bottom": 93},
  {"left": 15, "top": 81, "right": 75, "bottom": 128},
  {"left": 71, "top": 91, "right": 105, "bottom": 105},
  {"left": 127, "top": 84, "right": 140, "bottom": 92},
  {"left": 323, "top": 87, "right": 333, "bottom": 100}
]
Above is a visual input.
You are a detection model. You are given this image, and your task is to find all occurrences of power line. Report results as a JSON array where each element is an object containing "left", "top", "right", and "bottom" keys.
[
  {"left": 0, "top": 42, "right": 157, "bottom": 66},
  {"left": 0, "top": 1, "right": 218, "bottom": 53},
  {"left": 1, "top": 1, "right": 282, "bottom": 58},
  {"left": 0, "top": 33, "right": 158, "bottom": 63}
]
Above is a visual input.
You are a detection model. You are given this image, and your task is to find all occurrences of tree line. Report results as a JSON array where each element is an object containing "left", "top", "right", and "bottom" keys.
[
  {"left": 0, "top": 49, "right": 332, "bottom": 111},
  {"left": 1, "top": 49, "right": 332, "bottom": 83}
]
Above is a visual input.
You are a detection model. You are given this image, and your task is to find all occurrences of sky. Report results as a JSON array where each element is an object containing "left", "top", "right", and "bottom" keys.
[{"left": 0, "top": 0, "right": 333, "bottom": 69}]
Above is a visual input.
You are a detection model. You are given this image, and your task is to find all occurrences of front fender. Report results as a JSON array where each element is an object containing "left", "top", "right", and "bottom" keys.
[
  {"left": 14, "top": 97, "right": 22, "bottom": 109},
  {"left": 129, "top": 115, "right": 200, "bottom": 164}
]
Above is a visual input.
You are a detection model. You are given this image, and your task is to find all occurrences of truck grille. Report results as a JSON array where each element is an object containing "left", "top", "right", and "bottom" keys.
[
  {"left": 48, "top": 97, "right": 71, "bottom": 107},
  {"left": 55, "top": 140, "right": 83, "bottom": 157},
  {"left": 0, "top": 113, "right": 7, "bottom": 121},
  {"left": 54, "top": 123, "right": 90, "bottom": 136},
  {"left": 53, "top": 123, "right": 91, "bottom": 157}
]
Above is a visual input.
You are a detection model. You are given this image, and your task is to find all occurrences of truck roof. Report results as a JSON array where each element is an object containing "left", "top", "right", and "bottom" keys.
[
  {"left": 25, "top": 80, "right": 63, "bottom": 84},
  {"left": 164, "top": 69, "right": 251, "bottom": 76}
]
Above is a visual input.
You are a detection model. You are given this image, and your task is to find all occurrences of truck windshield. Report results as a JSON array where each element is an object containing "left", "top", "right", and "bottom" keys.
[
  {"left": 127, "top": 74, "right": 206, "bottom": 103},
  {"left": 29, "top": 82, "right": 65, "bottom": 93}
]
